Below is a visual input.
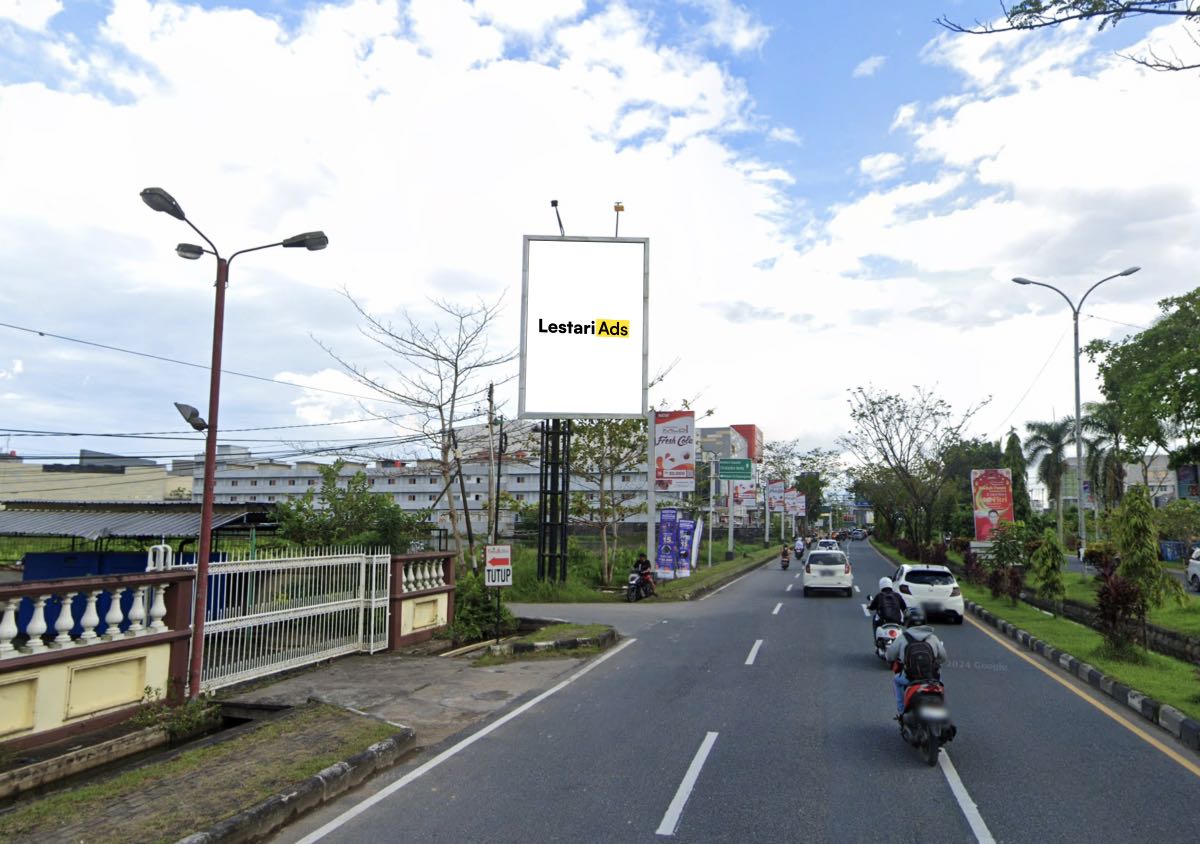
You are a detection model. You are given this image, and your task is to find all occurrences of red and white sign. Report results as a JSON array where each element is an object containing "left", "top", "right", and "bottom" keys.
[
  {"left": 485, "top": 544, "right": 513, "bottom": 587},
  {"left": 654, "top": 410, "right": 696, "bottom": 492},
  {"left": 971, "top": 469, "right": 1014, "bottom": 542}
]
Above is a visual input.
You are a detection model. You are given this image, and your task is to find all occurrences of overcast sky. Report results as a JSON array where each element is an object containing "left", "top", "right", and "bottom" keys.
[{"left": 1, "top": 0, "right": 1197, "bottom": 472}]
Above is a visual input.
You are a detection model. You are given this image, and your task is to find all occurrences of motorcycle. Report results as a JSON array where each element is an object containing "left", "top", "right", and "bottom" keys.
[
  {"left": 626, "top": 567, "right": 656, "bottom": 602},
  {"left": 899, "top": 679, "right": 957, "bottom": 766},
  {"left": 781, "top": 549, "right": 791, "bottom": 570},
  {"left": 873, "top": 616, "right": 904, "bottom": 661}
]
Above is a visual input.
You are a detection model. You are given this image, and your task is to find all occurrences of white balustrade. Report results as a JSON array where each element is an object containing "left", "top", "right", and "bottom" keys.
[
  {"left": 0, "top": 599, "right": 18, "bottom": 658},
  {"left": 104, "top": 588, "right": 125, "bottom": 641},
  {"left": 402, "top": 565, "right": 411, "bottom": 593},
  {"left": 27, "top": 595, "right": 49, "bottom": 654},
  {"left": 148, "top": 583, "right": 169, "bottom": 633},
  {"left": 128, "top": 586, "right": 147, "bottom": 636},
  {"left": 53, "top": 593, "right": 78, "bottom": 647},
  {"left": 79, "top": 590, "right": 102, "bottom": 643}
]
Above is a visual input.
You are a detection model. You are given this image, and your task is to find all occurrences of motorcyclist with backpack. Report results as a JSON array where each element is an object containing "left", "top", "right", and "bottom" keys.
[
  {"left": 867, "top": 577, "right": 906, "bottom": 640},
  {"left": 884, "top": 606, "right": 947, "bottom": 717}
]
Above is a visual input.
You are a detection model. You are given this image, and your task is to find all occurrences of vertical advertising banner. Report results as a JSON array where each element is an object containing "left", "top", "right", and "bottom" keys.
[
  {"left": 767, "top": 480, "right": 786, "bottom": 512},
  {"left": 971, "top": 468, "right": 1015, "bottom": 541},
  {"left": 734, "top": 482, "right": 756, "bottom": 506},
  {"left": 783, "top": 488, "right": 799, "bottom": 515},
  {"left": 657, "top": 507, "right": 680, "bottom": 572},
  {"left": 654, "top": 411, "right": 696, "bottom": 492},
  {"left": 676, "top": 518, "right": 696, "bottom": 578},
  {"left": 797, "top": 494, "right": 807, "bottom": 517}
]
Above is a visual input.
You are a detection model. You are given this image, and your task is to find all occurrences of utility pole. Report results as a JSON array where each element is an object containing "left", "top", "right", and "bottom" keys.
[{"left": 487, "top": 383, "right": 496, "bottom": 544}]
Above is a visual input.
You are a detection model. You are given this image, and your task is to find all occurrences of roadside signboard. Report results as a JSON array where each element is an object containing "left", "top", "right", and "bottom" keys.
[
  {"left": 971, "top": 468, "right": 1014, "bottom": 541},
  {"left": 484, "top": 545, "right": 513, "bottom": 588},
  {"left": 718, "top": 458, "right": 753, "bottom": 480},
  {"left": 767, "top": 480, "right": 785, "bottom": 512},
  {"left": 654, "top": 410, "right": 696, "bottom": 492},
  {"left": 657, "top": 508, "right": 680, "bottom": 574}
]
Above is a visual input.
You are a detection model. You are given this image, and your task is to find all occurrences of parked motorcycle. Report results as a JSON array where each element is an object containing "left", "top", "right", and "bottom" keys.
[
  {"left": 899, "top": 679, "right": 957, "bottom": 766},
  {"left": 626, "top": 567, "right": 656, "bottom": 602}
]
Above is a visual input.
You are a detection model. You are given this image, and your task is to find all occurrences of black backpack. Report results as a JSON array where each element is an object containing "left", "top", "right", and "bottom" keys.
[
  {"left": 877, "top": 592, "right": 905, "bottom": 624},
  {"left": 902, "top": 632, "right": 937, "bottom": 680}
]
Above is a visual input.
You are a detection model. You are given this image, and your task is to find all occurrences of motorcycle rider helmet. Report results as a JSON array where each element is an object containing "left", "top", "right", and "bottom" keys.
[
  {"left": 878, "top": 577, "right": 893, "bottom": 593},
  {"left": 904, "top": 606, "right": 927, "bottom": 627}
]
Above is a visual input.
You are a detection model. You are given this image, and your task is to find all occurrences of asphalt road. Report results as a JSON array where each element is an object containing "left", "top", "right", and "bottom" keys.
[{"left": 278, "top": 541, "right": 1200, "bottom": 843}]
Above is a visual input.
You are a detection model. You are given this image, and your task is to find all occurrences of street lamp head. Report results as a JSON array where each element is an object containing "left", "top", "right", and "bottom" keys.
[
  {"left": 175, "top": 243, "right": 205, "bottom": 260},
  {"left": 1119, "top": 266, "right": 1141, "bottom": 277},
  {"left": 282, "top": 231, "right": 329, "bottom": 251},
  {"left": 1011, "top": 277, "right": 1034, "bottom": 285},
  {"left": 174, "top": 402, "right": 208, "bottom": 431},
  {"left": 140, "top": 187, "right": 186, "bottom": 221}
]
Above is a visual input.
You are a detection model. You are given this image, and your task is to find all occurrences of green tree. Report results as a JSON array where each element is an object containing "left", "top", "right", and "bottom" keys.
[
  {"left": 1155, "top": 498, "right": 1200, "bottom": 547},
  {"left": 1028, "top": 527, "right": 1067, "bottom": 611},
  {"left": 1113, "top": 486, "right": 1186, "bottom": 624},
  {"left": 1081, "top": 400, "right": 1128, "bottom": 514},
  {"left": 985, "top": 521, "right": 1028, "bottom": 605},
  {"left": 568, "top": 418, "right": 647, "bottom": 585},
  {"left": 1088, "top": 288, "right": 1200, "bottom": 468},
  {"left": 938, "top": 2, "right": 1199, "bottom": 72},
  {"left": 275, "top": 460, "right": 429, "bottom": 550},
  {"left": 1002, "top": 430, "right": 1034, "bottom": 524},
  {"left": 792, "top": 447, "right": 843, "bottom": 536},
  {"left": 1024, "top": 417, "right": 1075, "bottom": 543}
]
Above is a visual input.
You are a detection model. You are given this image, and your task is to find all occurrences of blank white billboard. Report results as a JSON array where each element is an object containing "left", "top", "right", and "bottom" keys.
[{"left": 519, "top": 236, "right": 648, "bottom": 418}]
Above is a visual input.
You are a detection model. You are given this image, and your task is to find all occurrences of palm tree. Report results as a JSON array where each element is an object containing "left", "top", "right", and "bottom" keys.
[
  {"left": 1025, "top": 417, "right": 1075, "bottom": 542},
  {"left": 1082, "top": 400, "right": 1127, "bottom": 514}
]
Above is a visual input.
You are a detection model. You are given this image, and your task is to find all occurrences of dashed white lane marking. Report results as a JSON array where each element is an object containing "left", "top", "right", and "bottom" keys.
[
  {"left": 794, "top": 573, "right": 800, "bottom": 579},
  {"left": 294, "top": 639, "right": 638, "bottom": 843},
  {"left": 853, "top": 584, "right": 861, "bottom": 593},
  {"left": 786, "top": 584, "right": 793, "bottom": 592},
  {"left": 772, "top": 603, "right": 782, "bottom": 615},
  {"left": 939, "top": 751, "right": 997, "bottom": 844},
  {"left": 861, "top": 603, "right": 871, "bottom": 617},
  {"left": 744, "top": 639, "right": 763, "bottom": 665},
  {"left": 656, "top": 731, "right": 719, "bottom": 836}
]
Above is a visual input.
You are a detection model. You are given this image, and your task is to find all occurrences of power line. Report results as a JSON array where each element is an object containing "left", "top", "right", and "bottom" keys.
[
  {"left": 1085, "top": 313, "right": 1148, "bottom": 332},
  {"left": 0, "top": 416, "right": 408, "bottom": 437},
  {"left": 994, "top": 327, "right": 1069, "bottom": 437},
  {"left": 0, "top": 320, "right": 408, "bottom": 405}
]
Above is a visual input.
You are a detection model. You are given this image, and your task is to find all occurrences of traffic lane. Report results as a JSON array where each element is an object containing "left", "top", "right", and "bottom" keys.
[
  {"left": 856, "top": 542, "right": 1200, "bottom": 840},
  {"left": 302, "top": 561, "right": 796, "bottom": 842},
  {"left": 675, "top": 581, "right": 976, "bottom": 842}
]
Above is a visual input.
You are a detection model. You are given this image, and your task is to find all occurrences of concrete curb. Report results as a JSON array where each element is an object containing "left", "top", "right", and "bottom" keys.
[
  {"left": 174, "top": 724, "right": 416, "bottom": 844},
  {"left": 488, "top": 627, "right": 617, "bottom": 656},
  {"left": 965, "top": 599, "right": 1200, "bottom": 755}
]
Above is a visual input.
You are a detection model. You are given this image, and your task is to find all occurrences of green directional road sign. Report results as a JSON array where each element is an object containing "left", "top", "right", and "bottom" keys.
[{"left": 718, "top": 458, "right": 753, "bottom": 480}]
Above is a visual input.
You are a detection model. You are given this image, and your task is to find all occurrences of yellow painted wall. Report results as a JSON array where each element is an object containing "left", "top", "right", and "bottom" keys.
[
  {"left": 0, "top": 464, "right": 190, "bottom": 502},
  {"left": 399, "top": 592, "right": 448, "bottom": 636},
  {"left": 0, "top": 643, "right": 171, "bottom": 739}
]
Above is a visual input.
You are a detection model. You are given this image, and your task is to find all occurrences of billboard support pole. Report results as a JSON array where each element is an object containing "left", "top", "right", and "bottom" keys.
[
  {"left": 726, "top": 480, "right": 735, "bottom": 560},
  {"left": 646, "top": 409, "right": 656, "bottom": 566},
  {"left": 765, "top": 483, "right": 771, "bottom": 547},
  {"left": 643, "top": 240, "right": 653, "bottom": 569}
]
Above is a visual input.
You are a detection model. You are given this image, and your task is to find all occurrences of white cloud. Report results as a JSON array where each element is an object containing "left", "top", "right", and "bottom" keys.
[
  {"left": 0, "top": 0, "right": 61, "bottom": 31},
  {"left": 852, "top": 54, "right": 886, "bottom": 78},
  {"left": 858, "top": 152, "right": 904, "bottom": 182},
  {"left": 0, "top": 359, "right": 23, "bottom": 379},
  {"left": 688, "top": 0, "right": 769, "bottom": 54},
  {"left": 471, "top": 0, "right": 585, "bottom": 40},
  {"left": 767, "top": 126, "right": 802, "bottom": 145}
]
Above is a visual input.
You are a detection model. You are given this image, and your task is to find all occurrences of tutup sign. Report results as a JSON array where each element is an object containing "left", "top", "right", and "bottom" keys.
[
  {"left": 484, "top": 545, "right": 513, "bottom": 588},
  {"left": 654, "top": 410, "right": 696, "bottom": 492},
  {"left": 971, "top": 469, "right": 1014, "bottom": 541}
]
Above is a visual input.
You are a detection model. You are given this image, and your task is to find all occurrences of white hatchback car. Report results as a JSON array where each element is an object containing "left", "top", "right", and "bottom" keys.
[
  {"left": 1188, "top": 547, "right": 1200, "bottom": 592},
  {"left": 891, "top": 564, "right": 964, "bottom": 624},
  {"left": 803, "top": 550, "right": 853, "bottom": 597},
  {"left": 815, "top": 539, "right": 841, "bottom": 552}
]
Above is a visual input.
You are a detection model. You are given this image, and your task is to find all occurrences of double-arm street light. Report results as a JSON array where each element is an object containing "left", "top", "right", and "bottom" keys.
[
  {"left": 1011, "top": 265, "right": 1140, "bottom": 561},
  {"left": 140, "top": 186, "right": 327, "bottom": 698}
]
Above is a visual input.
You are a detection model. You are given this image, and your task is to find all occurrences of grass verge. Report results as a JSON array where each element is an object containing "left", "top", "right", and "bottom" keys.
[
  {"left": 0, "top": 703, "right": 399, "bottom": 842},
  {"left": 473, "top": 644, "right": 603, "bottom": 667},
  {"left": 520, "top": 622, "right": 611, "bottom": 643},
  {"left": 656, "top": 545, "right": 780, "bottom": 600},
  {"left": 871, "top": 539, "right": 1200, "bottom": 723}
]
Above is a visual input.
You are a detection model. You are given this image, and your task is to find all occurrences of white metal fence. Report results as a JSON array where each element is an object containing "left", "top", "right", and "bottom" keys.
[{"left": 199, "top": 547, "right": 390, "bottom": 691}]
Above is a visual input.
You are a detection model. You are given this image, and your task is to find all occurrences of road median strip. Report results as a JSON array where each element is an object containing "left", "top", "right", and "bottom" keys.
[{"left": 488, "top": 626, "right": 617, "bottom": 656}]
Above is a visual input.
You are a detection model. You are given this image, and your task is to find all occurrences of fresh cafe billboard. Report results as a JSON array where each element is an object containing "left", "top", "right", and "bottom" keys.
[
  {"left": 519, "top": 236, "right": 649, "bottom": 419},
  {"left": 971, "top": 468, "right": 1015, "bottom": 541},
  {"left": 654, "top": 410, "right": 695, "bottom": 492},
  {"left": 767, "top": 480, "right": 785, "bottom": 512}
]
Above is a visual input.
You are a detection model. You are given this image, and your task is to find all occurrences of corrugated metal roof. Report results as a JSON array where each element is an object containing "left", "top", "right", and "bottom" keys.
[{"left": 0, "top": 510, "right": 250, "bottom": 540}]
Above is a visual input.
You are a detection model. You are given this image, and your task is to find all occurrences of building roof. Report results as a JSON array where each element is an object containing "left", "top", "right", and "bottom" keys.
[{"left": 0, "top": 509, "right": 251, "bottom": 540}]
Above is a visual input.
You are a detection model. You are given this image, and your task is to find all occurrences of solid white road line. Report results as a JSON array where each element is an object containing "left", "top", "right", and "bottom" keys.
[
  {"left": 772, "top": 602, "right": 782, "bottom": 615},
  {"left": 294, "top": 638, "right": 639, "bottom": 844},
  {"left": 745, "top": 639, "right": 763, "bottom": 665},
  {"left": 699, "top": 569, "right": 757, "bottom": 601},
  {"left": 786, "top": 584, "right": 793, "bottom": 592},
  {"left": 939, "top": 751, "right": 996, "bottom": 844},
  {"left": 656, "top": 732, "right": 719, "bottom": 836}
]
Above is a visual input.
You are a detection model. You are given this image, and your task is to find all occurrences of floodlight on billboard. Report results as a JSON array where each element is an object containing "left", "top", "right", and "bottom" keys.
[{"left": 519, "top": 236, "right": 649, "bottom": 419}]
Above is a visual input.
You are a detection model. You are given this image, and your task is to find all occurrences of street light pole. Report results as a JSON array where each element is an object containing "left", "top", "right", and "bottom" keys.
[
  {"left": 141, "top": 187, "right": 326, "bottom": 699},
  {"left": 1012, "top": 266, "right": 1140, "bottom": 561}
]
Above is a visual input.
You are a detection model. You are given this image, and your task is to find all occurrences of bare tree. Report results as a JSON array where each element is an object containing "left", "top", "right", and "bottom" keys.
[
  {"left": 938, "top": 1, "right": 1200, "bottom": 72},
  {"left": 317, "top": 292, "right": 515, "bottom": 567},
  {"left": 840, "top": 386, "right": 987, "bottom": 545}
]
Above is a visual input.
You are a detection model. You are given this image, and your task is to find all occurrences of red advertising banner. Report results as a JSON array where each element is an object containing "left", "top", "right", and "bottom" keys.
[
  {"left": 654, "top": 410, "right": 695, "bottom": 492},
  {"left": 971, "top": 468, "right": 1014, "bottom": 541}
]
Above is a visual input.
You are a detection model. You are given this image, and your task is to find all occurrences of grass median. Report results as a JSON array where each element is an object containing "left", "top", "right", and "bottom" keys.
[{"left": 870, "top": 539, "right": 1200, "bottom": 723}]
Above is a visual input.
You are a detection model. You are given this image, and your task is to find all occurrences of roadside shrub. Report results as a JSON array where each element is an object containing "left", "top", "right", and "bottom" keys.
[
  {"left": 132, "top": 686, "right": 221, "bottom": 741},
  {"left": 922, "top": 543, "right": 948, "bottom": 567},
  {"left": 963, "top": 549, "right": 987, "bottom": 586},
  {"left": 895, "top": 538, "right": 920, "bottom": 561},
  {"left": 442, "top": 569, "right": 518, "bottom": 646},
  {"left": 1027, "top": 528, "right": 1066, "bottom": 611},
  {"left": 950, "top": 536, "right": 972, "bottom": 555},
  {"left": 1095, "top": 564, "right": 1145, "bottom": 655},
  {"left": 1084, "top": 540, "right": 1118, "bottom": 571}
]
